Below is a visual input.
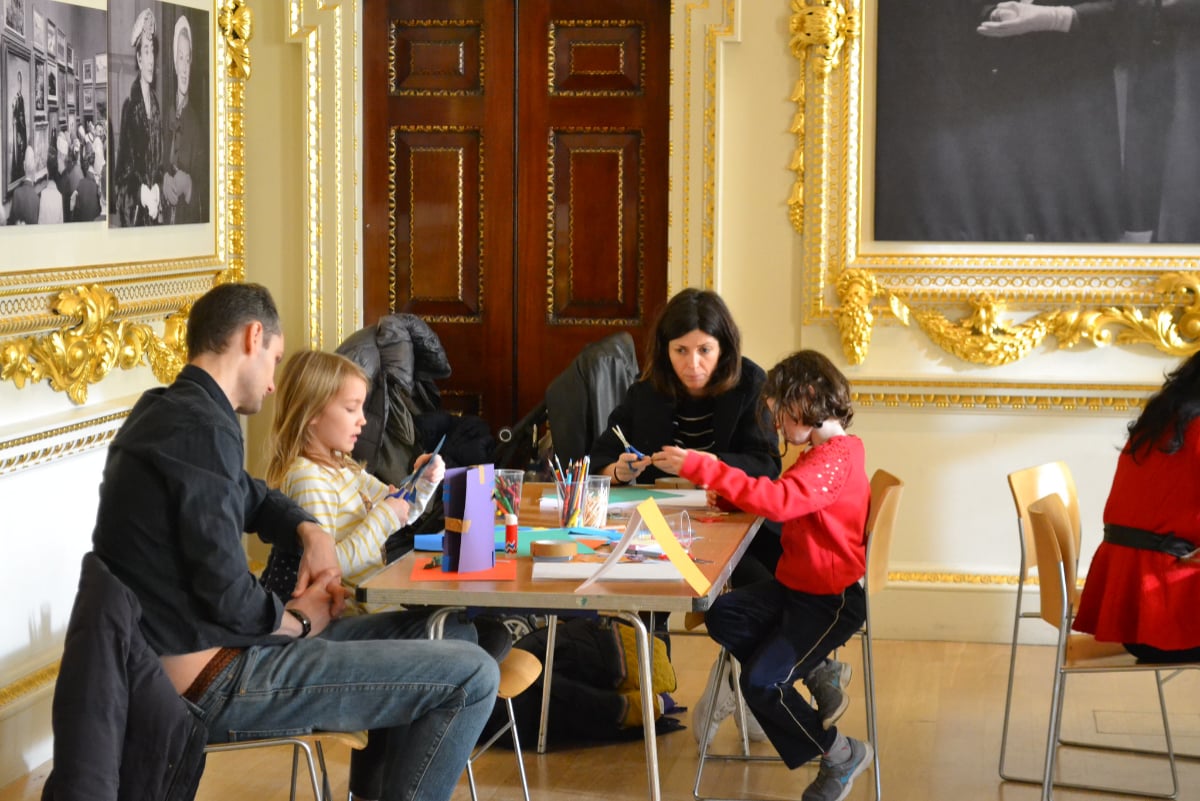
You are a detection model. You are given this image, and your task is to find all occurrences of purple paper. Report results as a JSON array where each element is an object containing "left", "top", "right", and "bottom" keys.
[{"left": 442, "top": 464, "right": 497, "bottom": 573}]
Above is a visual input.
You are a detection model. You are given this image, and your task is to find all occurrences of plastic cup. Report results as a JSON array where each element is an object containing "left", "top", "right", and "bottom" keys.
[
  {"left": 494, "top": 469, "right": 524, "bottom": 519},
  {"left": 581, "top": 475, "right": 610, "bottom": 528},
  {"left": 632, "top": 509, "right": 693, "bottom": 552},
  {"left": 557, "top": 475, "right": 610, "bottom": 528}
]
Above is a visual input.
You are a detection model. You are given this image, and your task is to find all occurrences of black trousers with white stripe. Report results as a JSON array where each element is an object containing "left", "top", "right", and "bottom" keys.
[{"left": 705, "top": 579, "right": 866, "bottom": 768}]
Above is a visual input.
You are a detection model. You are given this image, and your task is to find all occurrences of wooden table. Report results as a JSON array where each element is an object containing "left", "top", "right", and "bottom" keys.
[{"left": 356, "top": 483, "right": 763, "bottom": 801}]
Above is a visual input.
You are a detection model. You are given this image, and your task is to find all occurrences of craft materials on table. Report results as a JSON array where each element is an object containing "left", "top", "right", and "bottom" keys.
[
  {"left": 493, "top": 468, "right": 524, "bottom": 518},
  {"left": 552, "top": 455, "right": 597, "bottom": 527}
]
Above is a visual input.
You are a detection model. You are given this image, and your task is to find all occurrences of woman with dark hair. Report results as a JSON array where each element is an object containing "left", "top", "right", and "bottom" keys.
[
  {"left": 589, "top": 289, "right": 783, "bottom": 742},
  {"left": 1073, "top": 350, "right": 1200, "bottom": 662},
  {"left": 114, "top": 7, "right": 163, "bottom": 226},
  {"left": 590, "top": 288, "right": 780, "bottom": 488}
]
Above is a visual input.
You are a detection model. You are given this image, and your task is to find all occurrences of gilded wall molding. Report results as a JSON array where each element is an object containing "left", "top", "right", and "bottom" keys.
[
  {"left": 0, "top": 662, "right": 58, "bottom": 723},
  {"left": 289, "top": 0, "right": 360, "bottom": 349},
  {"left": 672, "top": 2, "right": 735, "bottom": 293},
  {"left": 0, "top": 2, "right": 253, "bottom": 404},
  {"left": 851, "top": 379, "right": 1152, "bottom": 414},
  {"left": 790, "top": 0, "right": 1200, "bottom": 368}
]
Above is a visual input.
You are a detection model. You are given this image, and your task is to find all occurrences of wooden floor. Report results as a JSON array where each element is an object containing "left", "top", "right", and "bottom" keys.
[{"left": 5, "top": 634, "right": 1200, "bottom": 801}]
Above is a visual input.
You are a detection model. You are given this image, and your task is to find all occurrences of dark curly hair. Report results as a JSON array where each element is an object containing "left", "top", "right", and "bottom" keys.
[{"left": 763, "top": 350, "right": 853, "bottom": 430}]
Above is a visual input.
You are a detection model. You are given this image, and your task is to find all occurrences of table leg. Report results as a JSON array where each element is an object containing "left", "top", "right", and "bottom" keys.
[
  {"left": 536, "top": 613, "right": 559, "bottom": 754},
  {"left": 613, "top": 611, "right": 661, "bottom": 801}
]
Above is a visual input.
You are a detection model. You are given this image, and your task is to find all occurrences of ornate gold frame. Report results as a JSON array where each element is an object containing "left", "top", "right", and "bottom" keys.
[
  {"left": 0, "top": 0, "right": 253, "bottom": 406},
  {"left": 789, "top": 0, "right": 1200, "bottom": 369}
]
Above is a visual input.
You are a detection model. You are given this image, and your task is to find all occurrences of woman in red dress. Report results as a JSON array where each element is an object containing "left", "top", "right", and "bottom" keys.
[{"left": 1074, "top": 351, "right": 1200, "bottom": 662}]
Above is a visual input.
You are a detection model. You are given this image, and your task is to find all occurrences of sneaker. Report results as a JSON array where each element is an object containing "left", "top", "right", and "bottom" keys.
[
  {"left": 806, "top": 658, "right": 852, "bottom": 730},
  {"left": 735, "top": 705, "right": 768, "bottom": 742},
  {"left": 801, "top": 737, "right": 873, "bottom": 801},
  {"left": 692, "top": 657, "right": 737, "bottom": 745}
]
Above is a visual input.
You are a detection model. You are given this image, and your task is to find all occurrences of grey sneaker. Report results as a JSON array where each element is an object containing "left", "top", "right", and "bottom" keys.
[
  {"left": 692, "top": 657, "right": 737, "bottom": 746},
  {"left": 801, "top": 737, "right": 873, "bottom": 801},
  {"left": 806, "top": 659, "right": 852, "bottom": 730}
]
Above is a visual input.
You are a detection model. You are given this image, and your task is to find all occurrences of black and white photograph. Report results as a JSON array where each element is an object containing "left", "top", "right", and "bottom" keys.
[
  {"left": 92, "top": 50, "right": 104, "bottom": 82},
  {"left": 1, "top": 0, "right": 108, "bottom": 225},
  {"left": 79, "top": 80, "right": 89, "bottom": 111},
  {"left": 3, "top": 0, "right": 24, "bottom": 41},
  {"left": 31, "top": 55, "right": 42, "bottom": 115},
  {"left": 80, "top": 54, "right": 89, "bottom": 82},
  {"left": 109, "top": 1, "right": 210, "bottom": 227},
  {"left": 32, "top": 10, "right": 43, "bottom": 54},
  {"left": 44, "top": 56, "right": 53, "bottom": 103},
  {"left": 874, "top": 0, "right": 1200, "bottom": 245},
  {"left": 3, "top": 44, "right": 29, "bottom": 194}
]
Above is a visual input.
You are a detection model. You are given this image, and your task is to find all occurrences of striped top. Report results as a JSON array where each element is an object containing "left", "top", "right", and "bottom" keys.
[
  {"left": 673, "top": 395, "right": 716, "bottom": 452},
  {"left": 281, "top": 456, "right": 437, "bottom": 612}
]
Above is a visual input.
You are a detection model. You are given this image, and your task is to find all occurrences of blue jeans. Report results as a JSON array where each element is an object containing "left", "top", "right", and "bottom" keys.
[
  {"left": 705, "top": 579, "right": 865, "bottom": 768},
  {"left": 187, "top": 611, "right": 500, "bottom": 801}
]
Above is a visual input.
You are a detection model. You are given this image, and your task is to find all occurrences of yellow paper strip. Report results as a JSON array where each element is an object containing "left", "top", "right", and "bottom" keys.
[{"left": 636, "top": 499, "right": 711, "bottom": 595}]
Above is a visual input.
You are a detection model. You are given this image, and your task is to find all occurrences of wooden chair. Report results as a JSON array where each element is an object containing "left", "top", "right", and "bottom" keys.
[
  {"left": 464, "top": 649, "right": 543, "bottom": 801},
  {"left": 1019, "top": 493, "right": 1198, "bottom": 800},
  {"left": 204, "top": 730, "right": 368, "bottom": 801},
  {"left": 692, "top": 468, "right": 903, "bottom": 801},
  {"left": 999, "top": 461, "right": 1082, "bottom": 783},
  {"left": 424, "top": 611, "right": 543, "bottom": 801}
]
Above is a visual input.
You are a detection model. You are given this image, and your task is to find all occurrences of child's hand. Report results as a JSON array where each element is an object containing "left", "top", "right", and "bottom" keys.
[
  {"left": 413, "top": 452, "right": 445, "bottom": 485},
  {"left": 652, "top": 445, "right": 690, "bottom": 476},
  {"left": 384, "top": 495, "right": 411, "bottom": 520}
]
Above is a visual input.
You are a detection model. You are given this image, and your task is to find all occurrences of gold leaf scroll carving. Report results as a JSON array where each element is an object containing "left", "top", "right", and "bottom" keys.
[
  {"left": 836, "top": 270, "right": 1200, "bottom": 367},
  {"left": 787, "top": 1, "right": 859, "bottom": 233},
  {"left": 0, "top": 285, "right": 187, "bottom": 404},
  {"left": 219, "top": 0, "right": 253, "bottom": 80}
]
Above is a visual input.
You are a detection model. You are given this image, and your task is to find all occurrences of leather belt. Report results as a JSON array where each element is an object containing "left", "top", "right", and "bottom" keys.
[
  {"left": 1103, "top": 524, "right": 1198, "bottom": 559},
  {"left": 182, "top": 647, "right": 244, "bottom": 703}
]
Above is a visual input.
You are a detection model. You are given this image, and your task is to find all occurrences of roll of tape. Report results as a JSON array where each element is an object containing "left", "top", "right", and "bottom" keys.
[{"left": 530, "top": 540, "right": 577, "bottom": 560}]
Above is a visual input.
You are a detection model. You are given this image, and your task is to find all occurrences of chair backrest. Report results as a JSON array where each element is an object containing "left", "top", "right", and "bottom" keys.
[
  {"left": 1026, "top": 493, "right": 1079, "bottom": 629},
  {"left": 1007, "top": 461, "right": 1081, "bottom": 581},
  {"left": 865, "top": 469, "right": 904, "bottom": 596}
]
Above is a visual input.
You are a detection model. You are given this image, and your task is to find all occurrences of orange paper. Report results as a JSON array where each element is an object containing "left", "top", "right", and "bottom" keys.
[{"left": 409, "top": 557, "right": 518, "bottom": 582}]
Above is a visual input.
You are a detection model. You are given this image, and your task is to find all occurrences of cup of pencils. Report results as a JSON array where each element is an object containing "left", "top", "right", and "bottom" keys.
[
  {"left": 494, "top": 469, "right": 524, "bottom": 519},
  {"left": 581, "top": 476, "right": 610, "bottom": 528}
]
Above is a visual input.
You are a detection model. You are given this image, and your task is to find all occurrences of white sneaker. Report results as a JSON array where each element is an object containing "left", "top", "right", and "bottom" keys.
[
  {"left": 692, "top": 657, "right": 737, "bottom": 745},
  {"left": 735, "top": 704, "right": 768, "bottom": 742}
]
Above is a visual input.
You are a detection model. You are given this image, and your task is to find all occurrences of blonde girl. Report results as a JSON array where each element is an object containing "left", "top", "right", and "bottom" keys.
[{"left": 259, "top": 350, "right": 443, "bottom": 610}]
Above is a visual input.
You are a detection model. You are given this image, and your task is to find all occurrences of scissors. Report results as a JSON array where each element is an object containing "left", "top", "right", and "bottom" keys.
[
  {"left": 612, "top": 425, "right": 646, "bottom": 460},
  {"left": 391, "top": 433, "right": 446, "bottom": 501}
]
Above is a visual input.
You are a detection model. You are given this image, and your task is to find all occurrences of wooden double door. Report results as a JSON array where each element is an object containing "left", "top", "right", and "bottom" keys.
[{"left": 363, "top": 0, "right": 669, "bottom": 433}]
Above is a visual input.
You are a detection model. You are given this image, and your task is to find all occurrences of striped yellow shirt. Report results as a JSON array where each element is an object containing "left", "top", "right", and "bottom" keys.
[{"left": 282, "top": 457, "right": 437, "bottom": 611}]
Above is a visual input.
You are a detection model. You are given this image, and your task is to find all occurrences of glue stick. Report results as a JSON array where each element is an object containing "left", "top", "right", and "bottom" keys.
[{"left": 505, "top": 513, "right": 518, "bottom": 555}]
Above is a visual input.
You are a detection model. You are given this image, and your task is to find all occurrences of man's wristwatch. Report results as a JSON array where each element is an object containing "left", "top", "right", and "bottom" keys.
[{"left": 286, "top": 607, "right": 312, "bottom": 638}]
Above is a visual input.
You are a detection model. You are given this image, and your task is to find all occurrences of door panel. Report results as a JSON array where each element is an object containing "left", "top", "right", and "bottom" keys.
[
  {"left": 513, "top": 1, "right": 668, "bottom": 419},
  {"left": 364, "top": 0, "right": 667, "bottom": 430},
  {"left": 365, "top": 1, "right": 514, "bottom": 419}
]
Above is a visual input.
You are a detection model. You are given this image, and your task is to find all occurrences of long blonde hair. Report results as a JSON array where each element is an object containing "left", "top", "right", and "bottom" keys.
[{"left": 267, "top": 350, "right": 369, "bottom": 487}]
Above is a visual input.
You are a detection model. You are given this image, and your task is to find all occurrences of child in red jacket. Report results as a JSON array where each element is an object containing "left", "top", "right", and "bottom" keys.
[{"left": 654, "top": 350, "right": 871, "bottom": 801}]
